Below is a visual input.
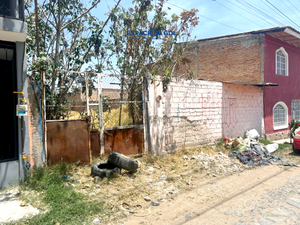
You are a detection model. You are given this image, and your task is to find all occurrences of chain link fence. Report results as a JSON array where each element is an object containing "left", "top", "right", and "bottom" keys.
[
  {"left": 45, "top": 72, "right": 144, "bottom": 129},
  {"left": 101, "top": 75, "right": 143, "bottom": 128}
]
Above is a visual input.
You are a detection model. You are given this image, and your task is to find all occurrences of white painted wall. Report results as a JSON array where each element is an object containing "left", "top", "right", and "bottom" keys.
[{"left": 147, "top": 78, "right": 264, "bottom": 155}]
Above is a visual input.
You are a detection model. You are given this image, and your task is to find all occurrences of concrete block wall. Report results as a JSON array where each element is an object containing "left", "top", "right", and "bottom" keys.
[
  {"left": 176, "top": 34, "right": 263, "bottom": 83},
  {"left": 147, "top": 78, "right": 223, "bottom": 154},
  {"left": 222, "top": 83, "right": 263, "bottom": 138}
]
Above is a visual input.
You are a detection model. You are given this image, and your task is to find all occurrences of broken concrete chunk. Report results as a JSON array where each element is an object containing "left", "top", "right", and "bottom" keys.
[{"left": 151, "top": 200, "right": 160, "bottom": 206}]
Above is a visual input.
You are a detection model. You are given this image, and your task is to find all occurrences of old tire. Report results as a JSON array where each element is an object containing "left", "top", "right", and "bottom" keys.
[
  {"left": 292, "top": 143, "right": 300, "bottom": 154},
  {"left": 108, "top": 151, "right": 139, "bottom": 172},
  {"left": 91, "top": 161, "right": 121, "bottom": 178}
]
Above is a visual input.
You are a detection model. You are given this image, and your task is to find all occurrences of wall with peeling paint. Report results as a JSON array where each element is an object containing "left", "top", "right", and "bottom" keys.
[
  {"left": 147, "top": 78, "right": 263, "bottom": 155},
  {"left": 147, "top": 78, "right": 223, "bottom": 154},
  {"left": 222, "top": 83, "right": 263, "bottom": 138}
]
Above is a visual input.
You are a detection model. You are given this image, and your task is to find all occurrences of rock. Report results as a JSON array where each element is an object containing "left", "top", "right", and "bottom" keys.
[
  {"left": 93, "top": 218, "right": 100, "bottom": 224},
  {"left": 144, "top": 196, "right": 151, "bottom": 201},
  {"left": 95, "top": 184, "right": 100, "bottom": 189},
  {"left": 184, "top": 163, "right": 188, "bottom": 167},
  {"left": 151, "top": 200, "right": 160, "bottom": 206},
  {"left": 185, "top": 213, "right": 192, "bottom": 220},
  {"left": 161, "top": 199, "right": 167, "bottom": 202}
]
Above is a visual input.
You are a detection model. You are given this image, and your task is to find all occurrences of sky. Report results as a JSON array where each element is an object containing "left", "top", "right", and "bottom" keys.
[{"left": 86, "top": 0, "right": 300, "bottom": 40}]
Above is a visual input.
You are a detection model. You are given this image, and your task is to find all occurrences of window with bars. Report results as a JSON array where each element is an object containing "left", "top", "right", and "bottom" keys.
[
  {"left": 273, "top": 102, "right": 288, "bottom": 130},
  {"left": 292, "top": 100, "right": 300, "bottom": 122},
  {"left": 276, "top": 47, "right": 288, "bottom": 76}
]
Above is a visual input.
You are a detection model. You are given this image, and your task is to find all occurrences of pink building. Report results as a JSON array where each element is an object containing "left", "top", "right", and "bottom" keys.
[{"left": 177, "top": 26, "right": 300, "bottom": 140}]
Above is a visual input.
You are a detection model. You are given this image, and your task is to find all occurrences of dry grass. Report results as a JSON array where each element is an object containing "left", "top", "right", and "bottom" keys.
[
  {"left": 65, "top": 146, "right": 240, "bottom": 221},
  {"left": 65, "top": 105, "right": 133, "bottom": 129},
  {"left": 17, "top": 145, "right": 249, "bottom": 223}
]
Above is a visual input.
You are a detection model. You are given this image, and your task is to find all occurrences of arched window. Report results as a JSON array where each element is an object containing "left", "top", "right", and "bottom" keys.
[
  {"left": 273, "top": 101, "right": 288, "bottom": 130},
  {"left": 276, "top": 47, "right": 288, "bottom": 76}
]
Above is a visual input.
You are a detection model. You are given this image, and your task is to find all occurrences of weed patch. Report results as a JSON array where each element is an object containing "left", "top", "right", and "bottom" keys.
[{"left": 19, "top": 163, "right": 108, "bottom": 224}]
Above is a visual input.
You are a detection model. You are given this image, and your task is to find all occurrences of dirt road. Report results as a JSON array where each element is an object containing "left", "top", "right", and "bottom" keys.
[{"left": 113, "top": 165, "right": 300, "bottom": 225}]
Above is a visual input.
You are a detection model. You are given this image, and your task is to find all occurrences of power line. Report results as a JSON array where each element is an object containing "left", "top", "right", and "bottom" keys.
[
  {"left": 237, "top": 0, "right": 285, "bottom": 26},
  {"left": 287, "top": 0, "right": 300, "bottom": 15},
  {"left": 166, "top": 2, "right": 243, "bottom": 32},
  {"left": 259, "top": 0, "right": 292, "bottom": 25},
  {"left": 265, "top": 0, "right": 300, "bottom": 29},
  {"left": 280, "top": 0, "right": 300, "bottom": 22},
  {"left": 224, "top": 0, "right": 276, "bottom": 27},
  {"left": 214, "top": 1, "right": 264, "bottom": 28}
]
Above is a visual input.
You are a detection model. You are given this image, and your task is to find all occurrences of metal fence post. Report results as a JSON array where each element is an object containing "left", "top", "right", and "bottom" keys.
[
  {"left": 85, "top": 73, "right": 90, "bottom": 116},
  {"left": 98, "top": 74, "right": 104, "bottom": 155}
]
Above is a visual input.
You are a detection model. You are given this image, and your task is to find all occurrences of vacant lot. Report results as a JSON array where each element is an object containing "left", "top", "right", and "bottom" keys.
[{"left": 4, "top": 141, "right": 300, "bottom": 224}]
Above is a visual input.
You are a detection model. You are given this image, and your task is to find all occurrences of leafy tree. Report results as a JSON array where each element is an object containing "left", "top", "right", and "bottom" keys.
[
  {"left": 105, "top": 0, "right": 199, "bottom": 124},
  {"left": 25, "top": 0, "right": 121, "bottom": 119}
]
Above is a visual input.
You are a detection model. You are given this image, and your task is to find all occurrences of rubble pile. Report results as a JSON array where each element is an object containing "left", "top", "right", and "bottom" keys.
[{"left": 184, "top": 151, "right": 247, "bottom": 176}]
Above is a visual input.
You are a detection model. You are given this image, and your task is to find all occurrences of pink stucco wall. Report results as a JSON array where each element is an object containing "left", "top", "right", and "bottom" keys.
[
  {"left": 222, "top": 83, "right": 263, "bottom": 138},
  {"left": 264, "top": 34, "right": 300, "bottom": 135}
]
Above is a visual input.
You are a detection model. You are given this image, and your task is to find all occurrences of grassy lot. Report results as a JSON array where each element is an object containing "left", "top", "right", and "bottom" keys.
[{"left": 17, "top": 163, "right": 110, "bottom": 225}]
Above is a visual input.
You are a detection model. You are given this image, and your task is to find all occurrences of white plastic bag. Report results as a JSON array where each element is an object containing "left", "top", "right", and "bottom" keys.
[
  {"left": 265, "top": 143, "right": 279, "bottom": 154},
  {"left": 245, "top": 129, "right": 260, "bottom": 141}
]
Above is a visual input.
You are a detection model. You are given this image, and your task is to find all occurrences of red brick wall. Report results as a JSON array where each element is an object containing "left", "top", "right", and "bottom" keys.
[{"left": 176, "top": 35, "right": 263, "bottom": 83}]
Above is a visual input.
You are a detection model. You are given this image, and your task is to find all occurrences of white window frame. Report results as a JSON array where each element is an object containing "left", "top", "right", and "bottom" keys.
[
  {"left": 273, "top": 101, "right": 288, "bottom": 130},
  {"left": 275, "top": 47, "right": 288, "bottom": 76}
]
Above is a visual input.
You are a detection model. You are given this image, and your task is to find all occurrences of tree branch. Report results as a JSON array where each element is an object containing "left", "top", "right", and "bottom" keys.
[
  {"left": 82, "top": 0, "right": 122, "bottom": 61},
  {"left": 60, "top": 0, "right": 101, "bottom": 31}
]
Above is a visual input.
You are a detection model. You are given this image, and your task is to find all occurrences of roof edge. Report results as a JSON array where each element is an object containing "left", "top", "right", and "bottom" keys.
[{"left": 195, "top": 26, "right": 299, "bottom": 43}]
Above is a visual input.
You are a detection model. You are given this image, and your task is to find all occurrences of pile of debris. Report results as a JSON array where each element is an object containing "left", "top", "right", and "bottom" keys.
[
  {"left": 225, "top": 129, "right": 297, "bottom": 167},
  {"left": 183, "top": 151, "right": 247, "bottom": 176}
]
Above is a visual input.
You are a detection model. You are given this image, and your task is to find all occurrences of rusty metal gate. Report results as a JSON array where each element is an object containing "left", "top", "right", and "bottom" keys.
[
  {"left": 45, "top": 71, "right": 145, "bottom": 163},
  {"left": 89, "top": 74, "right": 145, "bottom": 156}
]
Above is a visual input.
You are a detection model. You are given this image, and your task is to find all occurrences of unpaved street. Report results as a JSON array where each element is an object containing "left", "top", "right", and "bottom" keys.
[{"left": 114, "top": 165, "right": 300, "bottom": 225}]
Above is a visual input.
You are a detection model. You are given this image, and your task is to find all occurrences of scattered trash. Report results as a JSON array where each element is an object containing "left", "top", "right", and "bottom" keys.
[
  {"left": 93, "top": 218, "right": 100, "bottom": 224},
  {"left": 148, "top": 167, "right": 155, "bottom": 172},
  {"left": 223, "top": 137, "right": 233, "bottom": 149},
  {"left": 265, "top": 143, "right": 279, "bottom": 153},
  {"left": 161, "top": 199, "right": 167, "bottom": 202},
  {"left": 20, "top": 201, "right": 26, "bottom": 207},
  {"left": 91, "top": 161, "right": 121, "bottom": 178},
  {"left": 108, "top": 151, "right": 140, "bottom": 173},
  {"left": 232, "top": 137, "right": 243, "bottom": 149},
  {"left": 229, "top": 144, "right": 283, "bottom": 166},
  {"left": 60, "top": 175, "right": 70, "bottom": 179},
  {"left": 245, "top": 129, "right": 260, "bottom": 141},
  {"left": 151, "top": 200, "right": 160, "bottom": 206}
]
